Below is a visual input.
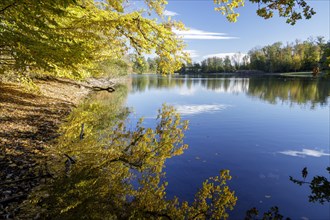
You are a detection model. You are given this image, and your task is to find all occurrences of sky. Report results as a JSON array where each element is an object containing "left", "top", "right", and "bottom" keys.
[{"left": 133, "top": 0, "right": 330, "bottom": 62}]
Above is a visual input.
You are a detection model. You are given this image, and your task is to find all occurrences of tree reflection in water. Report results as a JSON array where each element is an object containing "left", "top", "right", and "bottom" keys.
[
  {"left": 22, "top": 85, "right": 237, "bottom": 219},
  {"left": 131, "top": 75, "right": 329, "bottom": 108}
]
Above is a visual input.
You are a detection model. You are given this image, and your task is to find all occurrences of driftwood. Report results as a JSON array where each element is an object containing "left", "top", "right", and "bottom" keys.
[
  {"left": 45, "top": 77, "right": 116, "bottom": 92},
  {"left": 91, "top": 86, "right": 115, "bottom": 93}
]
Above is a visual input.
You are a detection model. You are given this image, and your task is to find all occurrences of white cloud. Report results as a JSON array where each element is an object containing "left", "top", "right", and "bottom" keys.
[
  {"left": 184, "top": 50, "right": 199, "bottom": 58},
  {"left": 279, "top": 149, "right": 330, "bottom": 158},
  {"left": 174, "top": 28, "right": 237, "bottom": 40},
  {"left": 163, "top": 10, "right": 179, "bottom": 16},
  {"left": 175, "top": 104, "right": 231, "bottom": 115}
]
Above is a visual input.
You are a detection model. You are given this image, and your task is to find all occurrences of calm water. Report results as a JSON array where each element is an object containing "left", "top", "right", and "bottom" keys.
[{"left": 126, "top": 74, "right": 330, "bottom": 219}]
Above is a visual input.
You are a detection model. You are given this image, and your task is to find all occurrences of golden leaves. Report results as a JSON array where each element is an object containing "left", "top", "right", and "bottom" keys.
[
  {"left": 214, "top": 0, "right": 316, "bottom": 25},
  {"left": 214, "top": 0, "right": 244, "bottom": 23},
  {"left": 1, "top": 0, "right": 190, "bottom": 78},
  {"left": 22, "top": 90, "right": 237, "bottom": 219}
]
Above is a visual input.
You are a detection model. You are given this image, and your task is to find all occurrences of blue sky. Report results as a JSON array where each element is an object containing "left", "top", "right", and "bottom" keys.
[{"left": 137, "top": 0, "right": 329, "bottom": 62}]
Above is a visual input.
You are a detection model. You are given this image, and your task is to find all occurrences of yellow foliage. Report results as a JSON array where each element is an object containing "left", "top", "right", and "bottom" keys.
[{"left": 21, "top": 86, "right": 237, "bottom": 219}]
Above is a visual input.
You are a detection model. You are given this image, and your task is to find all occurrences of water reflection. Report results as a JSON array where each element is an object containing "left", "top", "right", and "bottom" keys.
[
  {"left": 23, "top": 85, "right": 237, "bottom": 219},
  {"left": 128, "top": 74, "right": 329, "bottom": 219},
  {"left": 175, "top": 104, "right": 231, "bottom": 115},
  {"left": 131, "top": 75, "right": 330, "bottom": 107},
  {"left": 279, "top": 149, "right": 330, "bottom": 157},
  {"left": 259, "top": 173, "right": 280, "bottom": 180}
]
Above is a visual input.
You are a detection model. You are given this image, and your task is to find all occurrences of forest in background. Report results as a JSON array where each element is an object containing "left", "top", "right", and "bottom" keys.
[{"left": 177, "top": 37, "right": 330, "bottom": 74}]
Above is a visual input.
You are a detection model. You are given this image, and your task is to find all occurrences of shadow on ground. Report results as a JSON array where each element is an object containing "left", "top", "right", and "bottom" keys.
[{"left": 0, "top": 82, "right": 78, "bottom": 218}]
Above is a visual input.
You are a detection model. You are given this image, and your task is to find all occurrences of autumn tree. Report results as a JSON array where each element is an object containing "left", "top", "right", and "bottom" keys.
[{"left": 0, "top": 0, "right": 189, "bottom": 79}]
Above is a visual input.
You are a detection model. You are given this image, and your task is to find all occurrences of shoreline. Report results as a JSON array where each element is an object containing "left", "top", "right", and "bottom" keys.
[
  {"left": 0, "top": 77, "right": 124, "bottom": 218},
  {"left": 177, "top": 71, "right": 328, "bottom": 78}
]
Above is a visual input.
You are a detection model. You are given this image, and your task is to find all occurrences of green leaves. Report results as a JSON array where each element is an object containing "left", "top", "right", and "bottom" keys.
[{"left": 214, "top": 0, "right": 244, "bottom": 23}]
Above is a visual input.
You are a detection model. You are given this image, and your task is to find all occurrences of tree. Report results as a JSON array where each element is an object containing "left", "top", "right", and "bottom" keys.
[
  {"left": 249, "top": 48, "right": 267, "bottom": 71},
  {"left": 292, "top": 54, "right": 302, "bottom": 72},
  {"left": 0, "top": 0, "right": 189, "bottom": 78},
  {"left": 224, "top": 56, "right": 234, "bottom": 72},
  {"left": 320, "top": 42, "right": 330, "bottom": 73},
  {"left": 132, "top": 56, "right": 149, "bottom": 74},
  {"left": 0, "top": 0, "right": 85, "bottom": 74},
  {"left": 302, "top": 39, "right": 322, "bottom": 70},
  {"left": 232, "top": 52, "right": 242, "bottom": 70},
  {"left": 147, "top": 57, "right": 158, "bottom": 73},
  {"left": 241, "top": 55, "right": 250, "bottom": 70}
]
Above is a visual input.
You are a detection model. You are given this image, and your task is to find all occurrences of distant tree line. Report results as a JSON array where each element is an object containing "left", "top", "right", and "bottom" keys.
[
  {"left": 179, "top": 37, "right": 330, "bottom": 74},
  {"left": 180, "top": 53, "right": 250, "bottom": 74},
  {"left": 249, "top": 37, "right": 329, "bottom": 73}
]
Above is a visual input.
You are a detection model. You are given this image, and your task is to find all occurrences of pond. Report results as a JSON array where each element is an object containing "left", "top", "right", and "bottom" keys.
[{"left": 126, "top": 74, "right": 330, "bottom": 219}]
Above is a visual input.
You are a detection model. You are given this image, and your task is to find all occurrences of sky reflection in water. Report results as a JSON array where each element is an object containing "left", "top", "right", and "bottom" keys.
[
  {"left": 126, "top": 75, "right": 330, "bottom": 219},
  {"left": 175, "top": 104, "right": 232, "bottom": 115},
  {"left": 279, "top": 149, "right": 330, "bottom": 158}
]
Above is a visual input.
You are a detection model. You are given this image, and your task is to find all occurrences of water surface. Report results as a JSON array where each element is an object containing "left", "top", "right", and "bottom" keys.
[{"left": 126, "top": 74, "right": 330, "bottom": 219}]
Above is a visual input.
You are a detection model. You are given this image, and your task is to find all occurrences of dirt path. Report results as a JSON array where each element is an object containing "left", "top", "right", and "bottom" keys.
[{"left": 0, "top": 78, "right": 102, "bottom": 218}]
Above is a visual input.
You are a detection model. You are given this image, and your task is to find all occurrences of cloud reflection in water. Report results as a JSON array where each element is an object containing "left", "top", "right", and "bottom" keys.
[
  {"left": 279, "top": 149, "right": 330, "bottom": 158},
  {"left": 175, "top": 104, "right": 231, "bottom": 115}
]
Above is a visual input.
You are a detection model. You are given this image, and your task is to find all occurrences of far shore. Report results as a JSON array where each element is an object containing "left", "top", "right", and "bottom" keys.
[{"left": 176, "top": 70, "right": 328, "bottom": 78}]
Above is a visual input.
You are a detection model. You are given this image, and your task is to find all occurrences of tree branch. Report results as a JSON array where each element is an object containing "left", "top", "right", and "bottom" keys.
[
  {"left": 144, "top": 210, "right": 172, "bottom": 220},
  {"left": 192, "top": 211, "right": 208, "bottom": 220},
  {"left": 124, "top": 134, "right": 144, "bottom": 152},
  {"left": 0, "top": 2, "right": 17, "bottom": 14}
]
